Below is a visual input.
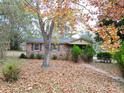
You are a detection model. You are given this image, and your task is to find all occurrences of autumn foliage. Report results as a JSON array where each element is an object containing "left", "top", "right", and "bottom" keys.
[
  {"left": 97, "top": 25, "right": 120, "bottom": 52},
  {"left": 95, "top": 0, "right": 124, "bottom": 52},
  {"left": 24, "top": 0, "right": 124, "bottom": 52}
]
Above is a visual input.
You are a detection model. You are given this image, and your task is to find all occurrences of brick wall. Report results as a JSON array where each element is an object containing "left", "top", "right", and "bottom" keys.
[{"left": 26, "top": 43, "right": 71, "bottom": 59}]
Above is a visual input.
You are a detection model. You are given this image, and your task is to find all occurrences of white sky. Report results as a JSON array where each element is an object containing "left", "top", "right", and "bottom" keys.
[
  {"left": 72, "top": 0, "right": 99, "bottom": 39},
  {"left": 32, "top": 0, "right": 99, "bottom": 38}
]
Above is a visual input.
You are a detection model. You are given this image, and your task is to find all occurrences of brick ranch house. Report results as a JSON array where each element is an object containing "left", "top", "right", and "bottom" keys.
[{"left": 26, "top": 38, "right": 92, "bottom": 59}]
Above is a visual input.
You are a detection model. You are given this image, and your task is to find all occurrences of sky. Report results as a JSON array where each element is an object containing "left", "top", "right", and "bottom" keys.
[
  {"left": 31, "top": 0, "right": 99, "bottom": 39},
  {"left": 72, "top": 0, "right": 99, "bottom": 38}
]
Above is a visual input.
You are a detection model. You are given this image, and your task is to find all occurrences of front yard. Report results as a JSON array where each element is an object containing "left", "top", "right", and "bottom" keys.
[{"left": 0, "top": 58, "right": 124, "bottom": 93}]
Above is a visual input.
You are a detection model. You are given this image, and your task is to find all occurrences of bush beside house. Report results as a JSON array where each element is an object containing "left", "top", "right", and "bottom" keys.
[
  {"left": 82, "top": 45, "right": 95, "bottom": 62},
  {"left": 19, "top": 53, "right": 45, "bottom": 59},
  {"left": 19, "top": 53, "right": 27, "bottom": 59},
  {"left": 52, "top": 55, "right": 58, "bottom": 60},
  {"left": 71, "top": 45, "right": 82, "bottom": 62},
  {"left": 36, "top": 54, "right": 43, "bottom": 59}
]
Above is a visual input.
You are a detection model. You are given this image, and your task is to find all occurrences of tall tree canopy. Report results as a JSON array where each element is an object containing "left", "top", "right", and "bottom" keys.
[
  {"left": 0, "top": 0, "right": 37, "bottom": 50},
  {"left": 94, "top": 0, "right": 124, "bottom": 52}
]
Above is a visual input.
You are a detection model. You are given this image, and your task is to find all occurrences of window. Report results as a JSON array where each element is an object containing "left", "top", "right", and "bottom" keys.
[
  {"left": 31, "top": 43, "right": 41, "bottom": 51},
  {"left": 34, "top": 44, "right": 39, "bottom": 50}
]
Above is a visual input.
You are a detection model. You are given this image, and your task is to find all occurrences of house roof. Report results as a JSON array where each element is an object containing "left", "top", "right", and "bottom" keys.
[
  {"left": 27, "top": 38, "right": 91, "bottom": 45},
  {"left": 70, "top": 39, "right": 91, "bottom": 45},
  {"left": 26, "top": 38, "right": 71, "bottom": 44},
  {"left": 70, "top": 37, "right": 93, "bottom": 45},
  {"left": 27, "top": 38, "right": 44, "bottom": 43}
]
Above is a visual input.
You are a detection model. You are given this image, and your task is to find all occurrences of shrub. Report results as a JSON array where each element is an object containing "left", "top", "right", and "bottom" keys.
[
  {"left": 19, "top": 53, "right": 27, "bottom": 59},
  {"left": 84, "top": 45, "right": 95, "bottom": 57},
  {"left": 113, "top": 42, "right": 124, "bottom": 77},
  {"left": 82, "top": 45, "right": 95, "bottom": 62},
  {"left": 52, "top": 55, "right": 57, "bottom": 60},
  {"left": 29, "top": 54, "right": 35, "bottom": 59},
  {"left": 2, "top": 61, "right": 21, "bottom": 82},
  {"left": 36, "top": 54, "right": 43, "bottom": 59},
  {"left": 97, "top": 52, "right": 112, "bottom": 60},
  {"left": 114, "top": 52, "right": 124, "bottom": 76},
  {"left": 71, "top": 45, "right": 82, "bottom": 62}
]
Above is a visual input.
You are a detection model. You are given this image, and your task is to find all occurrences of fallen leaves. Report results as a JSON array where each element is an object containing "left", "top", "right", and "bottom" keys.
[{"left": 0, "top": 59, "right": 124, "bottom": 93}]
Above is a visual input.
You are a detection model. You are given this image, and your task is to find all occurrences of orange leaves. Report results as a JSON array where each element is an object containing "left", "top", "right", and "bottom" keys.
[
  {"left": 43, "top": 0, "right": 48, "bottom": 4},
  {"left": 97, "top": 25, "right": 120, "bottom": 52},
  {"left": 96, "top": 0, "right": 123, "bottom": 52},
  {"left": 89, "top": 0, "right": 124, "bottom": 20},
  {"left": 111, "top": 35, "right": 119, "bottom": 41},
  {"left": 99, "top": 30, "right": 105, "bottom": 37},
  {"left": 117, "top": 0, "right": 124, "bottom": 7},
  {"left": 113, "top": 42, "right": 120, "bottom": 48},
  {"left": 71, "top": 0, "right": 79, "bottom": 3},
  {"left": 97, "top": 0, "right": 124, "bottom": 20},
  {"left": 23, "top": 0, "right": 97, "bottom": 35},
  {"left": 52, "top": 4, "right": 77, "bottom": 33},
  {"left": 54, "top": 6, "right": 74, "bottom": 19}
]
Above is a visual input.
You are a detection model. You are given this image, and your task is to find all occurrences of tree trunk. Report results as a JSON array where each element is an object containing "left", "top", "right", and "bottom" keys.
[
  {"left": 36, "top": 1, "right": 54, "bottom": 67},
  {"left": 40, "top": 20, "right": 54, "bottom": 67},
  {"left": 42, "top": 39, "right": 52, "bottom": 67},
  {"left": 0, "top": 46, "right": 6, "bottom": 60}
]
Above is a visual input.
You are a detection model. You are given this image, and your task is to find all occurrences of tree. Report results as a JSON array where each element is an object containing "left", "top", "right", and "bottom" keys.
[
  {"left": 0, "top": 24, "right": 9, "bottom": 60},
  {"left": 24, "top": 0, "right": 95, "bottom": 67},
  {"left": 10, "top": 31, "right": 22, "bottom": 50},
  {"left": 93, "top": 0, "right": 124, "bottom": 52},
  {"left": 98, "top": 0, "right": 124, "bottom": 20},
  {"left": 97, "top": 25, "right": 120, "bottom": 52},
  {"left": 0, "top": 0, "right": 34, "bottom": 51}
]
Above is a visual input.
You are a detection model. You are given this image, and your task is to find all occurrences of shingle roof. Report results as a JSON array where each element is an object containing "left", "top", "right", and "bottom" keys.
[
  {"left": 27, "top": 38, "right": 44, "bottom": 43},
  {"left": 59, "top": 38, "right": 71, "bottom": 43},
  {"left": 27, "top": 38, "right": 91, "bottom": 45},
  {"left": 27, "top": 38, "right": 71, "bottom": 44}
]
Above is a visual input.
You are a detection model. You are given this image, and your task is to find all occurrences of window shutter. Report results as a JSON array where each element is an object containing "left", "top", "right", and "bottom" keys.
[{"left": 40, "top": 43, "right": 42, "bottom": 51}]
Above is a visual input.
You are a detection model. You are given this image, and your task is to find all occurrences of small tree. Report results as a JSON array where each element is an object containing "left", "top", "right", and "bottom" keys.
[{"left": 71, "top": 45, "right": 82, "bottom": 62}]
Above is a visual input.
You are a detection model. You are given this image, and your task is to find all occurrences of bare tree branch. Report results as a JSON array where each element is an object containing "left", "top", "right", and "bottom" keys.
[{"left": 74, "top": 2, "right": 93, "bottom": 14}]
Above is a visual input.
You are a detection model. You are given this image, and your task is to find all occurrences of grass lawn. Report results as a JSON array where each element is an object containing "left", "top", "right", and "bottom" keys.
[{"left": 0, "top": 57, "right": 124, "bottom": 93}]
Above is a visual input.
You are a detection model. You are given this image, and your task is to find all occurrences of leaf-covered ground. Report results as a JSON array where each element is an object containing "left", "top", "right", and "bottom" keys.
[
  {"left": 0, "top": 59, "right": 124, "bottom": 93},
  {"left": 90, "top": 62, "right": 122, "bottom": 77}
]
